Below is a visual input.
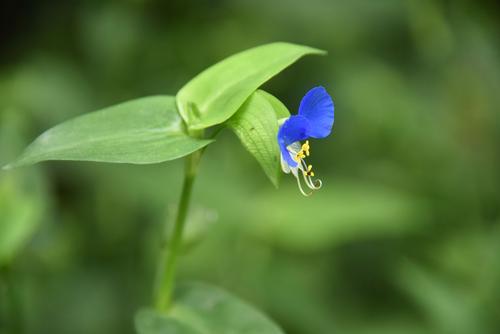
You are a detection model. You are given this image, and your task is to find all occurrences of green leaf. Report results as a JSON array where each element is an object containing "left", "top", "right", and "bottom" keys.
[
  {"left": 135, "top": 282, "right": 284, "bottom": 334},
  {"left": 227, "top": 90, "right": 290, "bottom": 188},
  {"left": 4, "top": 96, "right": 213, "bottom": 169},
  {"left": 177, "top": 42, "right": 324, "bottom": 130}
]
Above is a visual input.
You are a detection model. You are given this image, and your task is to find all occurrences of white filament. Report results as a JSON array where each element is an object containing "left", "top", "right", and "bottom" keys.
[{"left": 282, "top": 141, "right": 323, "bottom": 196}]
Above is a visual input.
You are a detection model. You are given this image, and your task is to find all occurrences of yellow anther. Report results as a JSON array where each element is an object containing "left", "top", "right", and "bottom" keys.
[
  {"left": 304, "top": 164, "right": 314, "bottom": 177},
  {"left": 301, "top": 140, "right": 310, "bottom": 156},
  {"left": 294, "top": 150, "right": 306, "bottom": 162}
]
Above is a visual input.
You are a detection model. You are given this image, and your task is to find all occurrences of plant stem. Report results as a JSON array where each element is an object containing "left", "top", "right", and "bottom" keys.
[{"left": 154, "top": 150, "right": 201, "bottom": 311}]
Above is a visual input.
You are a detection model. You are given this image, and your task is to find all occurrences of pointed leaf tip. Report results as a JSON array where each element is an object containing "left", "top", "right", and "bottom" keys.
[{"left": 178, "top": 42, "right": 325, "bottom": 130}]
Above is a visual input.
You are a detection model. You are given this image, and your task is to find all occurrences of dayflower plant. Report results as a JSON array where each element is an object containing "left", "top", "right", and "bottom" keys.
[
  {"left": 278, "top": 86, "right": 334, "bottom": 196},
  {"left": 3, "top": 43, "right": 334, "bottom": 334}
]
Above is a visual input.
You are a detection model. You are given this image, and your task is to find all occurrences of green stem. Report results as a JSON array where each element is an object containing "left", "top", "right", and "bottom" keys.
[{"left": 154, "top": 150, "right": 201, "bottom": 311}]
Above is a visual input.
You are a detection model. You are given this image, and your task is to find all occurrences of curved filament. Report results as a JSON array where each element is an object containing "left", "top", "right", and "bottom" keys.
[
  {"left": 299, "top": 159, "right": 322, "bottom": 190},
  {"left": 296, "top": 173, "right": 312, "bottom": 196}
]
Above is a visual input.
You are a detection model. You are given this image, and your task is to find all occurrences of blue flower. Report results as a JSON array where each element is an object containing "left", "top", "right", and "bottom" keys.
[{"left": 277, "top": 86, "right": 334, "bottom": 195}]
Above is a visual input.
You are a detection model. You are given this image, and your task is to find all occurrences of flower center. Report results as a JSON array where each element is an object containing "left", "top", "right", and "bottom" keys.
[{"left": 293, "top": 140, "right": 310, "bottom": 162}]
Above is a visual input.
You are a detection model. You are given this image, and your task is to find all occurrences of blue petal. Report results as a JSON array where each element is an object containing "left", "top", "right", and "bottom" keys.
[
  {"left": 277, "top": 115, "right": 310, "bottom": 167},
  {"left": 298, "top": 86, "right": 334, "bottom": 138}
]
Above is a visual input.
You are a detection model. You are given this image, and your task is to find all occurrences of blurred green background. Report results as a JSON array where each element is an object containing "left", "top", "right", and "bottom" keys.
[{"left": 1, "top": 1, "right": 499, "bottom": 333}]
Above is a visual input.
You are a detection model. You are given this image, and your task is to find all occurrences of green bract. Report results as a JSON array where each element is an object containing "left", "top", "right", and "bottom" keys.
[
  {"left": 177, "top": 42, "right": 324, "bottom": 130},
  {"left": 4, "top": 96, "right": 213, "bottom": 169},
  {"left": 228, "top": 90, "right": 290, "bottom": 187},
  {"left": 259, "top": 90, "right": 292, "bottom": 120}
]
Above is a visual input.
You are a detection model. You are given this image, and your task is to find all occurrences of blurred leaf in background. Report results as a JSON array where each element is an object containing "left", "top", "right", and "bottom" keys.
[
  {"left": 136, "top": 282, "right": 284, "bottom": 334},
  {"left": 0, "top": 109, "right": 48, "bottom": 266}
]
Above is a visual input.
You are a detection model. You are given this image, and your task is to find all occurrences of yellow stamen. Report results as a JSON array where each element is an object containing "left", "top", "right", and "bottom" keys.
[
  {"left": 304, "top": 164, "right": 314, "bottom": 177},
  {"left": 301, "top": 140, "right": 310, "bottom": 156},
  {"left": 294, "top": 150, "right": 306, "bottom": 162}
]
